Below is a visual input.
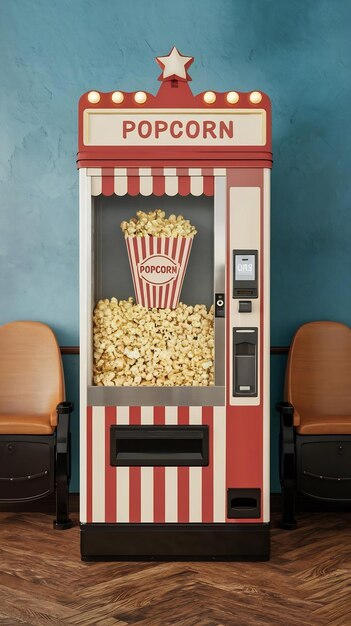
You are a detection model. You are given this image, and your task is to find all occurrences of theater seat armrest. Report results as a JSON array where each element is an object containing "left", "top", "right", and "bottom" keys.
[
  {"left": 51, "top": 402, "right": 74, "bottom": 427},
  {"left": 56, "top": 402, "right": 73, "bottom": 451},
  {"left": 277, "top": 402, "right": 295, "bottom": 483},
  {"left": 57, "top": 402, "right": 74, "bottom": 415},
  {"left": 276, "top": 402, "right": 294, "bottom": 427}
]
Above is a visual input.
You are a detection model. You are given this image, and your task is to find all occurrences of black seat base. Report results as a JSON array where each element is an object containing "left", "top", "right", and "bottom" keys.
[
  {"left": 296, "top": 434, "right": 351, "bottom": 501},
  {"left": 0, "top": 434, "right": 55, "bottom": 502}
]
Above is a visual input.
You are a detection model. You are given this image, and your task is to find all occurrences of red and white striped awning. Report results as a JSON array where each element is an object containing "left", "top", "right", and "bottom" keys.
[{"left": 87, "top": 167, "right": 227, "bottom": 196}]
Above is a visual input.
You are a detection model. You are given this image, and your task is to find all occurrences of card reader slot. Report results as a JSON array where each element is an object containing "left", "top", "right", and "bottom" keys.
[{"left": 233, "top": 328, "right": 258, "bottom": 397}]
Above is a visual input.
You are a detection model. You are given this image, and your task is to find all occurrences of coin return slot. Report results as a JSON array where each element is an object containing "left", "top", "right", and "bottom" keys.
[
  {"left": 227, "top": 488, "right": 261, "bottom": 518},
  {"left": 110, "top": 425, "right": 209, "bottom": 466},
  {"left": 231, "top": 497, "right": 257, "bottom": 509}
]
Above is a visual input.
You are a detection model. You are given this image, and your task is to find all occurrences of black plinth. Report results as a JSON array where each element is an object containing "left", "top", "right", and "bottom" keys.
[{"left": 80, "top": 522, "right": 270, "bottom": 561}]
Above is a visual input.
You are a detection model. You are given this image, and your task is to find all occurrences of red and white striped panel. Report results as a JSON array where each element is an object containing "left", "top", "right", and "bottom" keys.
[
  {"left": 84, "top": 406, "right": 226, "bottom": 524},
  {"left": 87, "top": 168, "right": 227, "bottom": 197}
]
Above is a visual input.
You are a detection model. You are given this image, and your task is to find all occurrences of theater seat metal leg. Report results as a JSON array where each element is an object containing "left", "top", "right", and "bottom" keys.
[
  {"left": 277, "top": 402, "right": 297, "bottom": 530},
  {"left": 54, "top": 402, "right": 73, "bottom": 530},
  {"left": 280, "top": 478, "right": 297, "bottom": 530}
]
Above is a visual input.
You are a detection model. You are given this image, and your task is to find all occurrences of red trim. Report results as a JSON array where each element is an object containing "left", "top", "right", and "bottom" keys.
[
  {"left": 177, "top": 406, "right": 189, "bottom": 523},
  {"left": 152, "top": 167, "right": 164, "bottom": 176},
  {"left": 151, "top": 168, "right": 165, "bottom": 195},
  {"left": 127, "top": 168, "right": 140, "bottom": 195},
  {"left": 153, "top": 177, "right": 165, "bottom": 196},
  {"left": 104, "top": 406, "right": 116, "bottom": 522},
  {"left": 86, "top": 406, "right": 93, "bottom": 523},
  {"left": 225, "top": 405, "right": 235, "bottom": 524},
  {"left": 259, "top": 177, "right": 265, "bottom": 520},
  {"left": 178, "top": 175, "right": 191, "bottom": 196},
  {"left": 101, "top": 168, "right": 114, "bottom": 195},
  {"left": 177, "top": 168, "right": 190, "bottom": 196},
  {"left": 98, "top": 169, "right": 216, "bottom": 197},
  {"left": 153, "top": 406, "right": 165, "bottom": 523},
  {"left": 129, "top": 406, "right": 141, "bottom": 523},
  {"left": 225, "top": 169, "right": 264, "bottom": 524},
  {"left": 78, "top": 154, "right": 272, "bottom": 169},
  {"left": 201, "top": 168, "right": 213, "bottom": 176},
  {"left": 202, "top": 407, "right": 214, "bottom": 522},
  {"left": 203, "top": 176, "right": 214, "bottom": 196},
  {"left": 176, "top": 168, "right": 188, "bottom": 176}
]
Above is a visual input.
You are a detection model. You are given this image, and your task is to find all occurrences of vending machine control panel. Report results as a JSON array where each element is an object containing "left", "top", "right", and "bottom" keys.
[{"left": 233, "top": 250, "right": 258, "bottom": 299}]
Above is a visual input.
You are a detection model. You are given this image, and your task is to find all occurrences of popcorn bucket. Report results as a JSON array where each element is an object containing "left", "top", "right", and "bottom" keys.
[{"left": 125, "top": 236, "right": 193, "bottom": 309}]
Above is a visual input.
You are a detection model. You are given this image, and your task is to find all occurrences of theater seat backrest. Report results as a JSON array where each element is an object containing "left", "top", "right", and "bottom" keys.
[
  {"left": 0, "top": 321, "right": 64, "bottom": 419},
  {"left": 285, "top": 321, "right": 351, "bottom": 422}
]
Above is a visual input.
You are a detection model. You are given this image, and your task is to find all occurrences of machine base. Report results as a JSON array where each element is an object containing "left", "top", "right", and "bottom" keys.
[{"left": 80, "top": 522, "right": 270, "bottom": 561}]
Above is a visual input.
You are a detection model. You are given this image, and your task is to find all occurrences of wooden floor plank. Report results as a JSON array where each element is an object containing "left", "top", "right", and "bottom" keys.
[
  {"left": 0, "top": 506, "right": 350, "bottom": 625},
  {"left": 0, "top": 614, "right": 33, "bottom": 626}
]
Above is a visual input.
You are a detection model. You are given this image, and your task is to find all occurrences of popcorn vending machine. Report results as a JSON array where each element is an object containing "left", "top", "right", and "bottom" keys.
[{"left": 78, "top": 48, "right": 272, "bottom": 560}]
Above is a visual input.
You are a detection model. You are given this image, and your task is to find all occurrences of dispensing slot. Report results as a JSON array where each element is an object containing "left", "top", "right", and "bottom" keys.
[
  {"left": 233, "top": 328, "right": 258, "bottom": 397},
  {"left": 110, "top": 425, "right": 209, "bottom": 466}
]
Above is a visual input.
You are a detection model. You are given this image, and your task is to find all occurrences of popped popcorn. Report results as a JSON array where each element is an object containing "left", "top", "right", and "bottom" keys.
[
  {"left": 93, "top": 297, "right": 214, "bottom": 387},
  {"left": 120, "top": 210, "right": 197, "bottom": 238}
]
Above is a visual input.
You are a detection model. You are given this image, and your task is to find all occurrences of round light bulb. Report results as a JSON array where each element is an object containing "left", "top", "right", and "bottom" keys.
[
  {"left": 226, "top": 91, "right": 239, "bottom": 104},
  {"left": 134, "top": 91, "right": 147, "bottom": 104},
  {"left": 204, "top": 91, "right": 216, "bottom": 104},
  {"left": 249, "top": 91, "right": 262, "bottom": 104},
  {"left": 87, "top": 91, "right": 100, "bottom": 104},
  {"left": 112, "top": 91, "right": 124, "bottom": 104}
]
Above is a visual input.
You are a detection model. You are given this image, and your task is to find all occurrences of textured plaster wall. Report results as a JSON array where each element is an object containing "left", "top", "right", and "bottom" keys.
[{"left": 0, "top": 0, "right": 350, "bottom": 492}]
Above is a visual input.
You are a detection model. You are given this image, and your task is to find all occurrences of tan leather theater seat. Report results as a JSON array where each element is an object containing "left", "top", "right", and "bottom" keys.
[
  {"left": 0, "top": 321, "right": 64, "bottom": 435},
  {"left": 296, "top": 415, "right": 351, "bottom": 435},
  {"left": 0, "top": 414, "right": 56, "bottom": 435},
  {"left": 285, "top": 321, "right": 351, "bottom": 436}
]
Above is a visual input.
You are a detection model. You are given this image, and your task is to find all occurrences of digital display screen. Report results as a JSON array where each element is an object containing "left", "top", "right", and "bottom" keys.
[{"left": 235, "top": 254, "right": 255, "bottom": 281}]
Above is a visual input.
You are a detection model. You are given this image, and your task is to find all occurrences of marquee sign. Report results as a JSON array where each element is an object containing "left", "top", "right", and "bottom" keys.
[
  {"left": 84, "top": 108, "right": 266, "bottom": 147},
  {"left": 77, "top": 45, "right": 272, "bottom": 167}
]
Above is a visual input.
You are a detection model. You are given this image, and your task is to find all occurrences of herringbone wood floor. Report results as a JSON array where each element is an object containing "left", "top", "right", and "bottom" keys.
[{"left": 0, "top": 497, "right": 350, "bottom": 625}]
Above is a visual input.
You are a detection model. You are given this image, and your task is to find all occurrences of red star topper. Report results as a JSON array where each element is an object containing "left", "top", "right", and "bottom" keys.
[{"left": 156, "top": 46, "right": 194, "bottom": 82}]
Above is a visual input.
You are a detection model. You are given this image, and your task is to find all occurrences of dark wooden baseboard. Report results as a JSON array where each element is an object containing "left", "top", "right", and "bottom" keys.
[
  {"left": 60, "top": 346, "right": 80, "bottom": 355},
  {"left": 3, "top": 493, "right": 349, "bottom": 517},
  {"left": 60, "top": 347, "right": 290, "bottom": 356}
]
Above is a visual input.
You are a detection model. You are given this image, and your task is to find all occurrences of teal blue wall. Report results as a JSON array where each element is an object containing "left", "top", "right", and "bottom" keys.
[{"left": 1, "top": 0, "right": 350, "bottom": 492}]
